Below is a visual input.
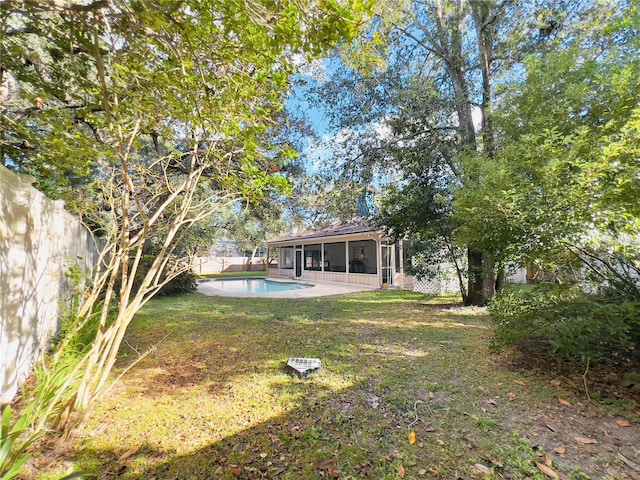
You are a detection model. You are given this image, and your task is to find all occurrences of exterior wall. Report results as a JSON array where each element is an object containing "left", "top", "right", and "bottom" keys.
[
  {"left": 267, "top": 266, "right": 291, "bottom": 279},
  {"left": 268, "top": 236, "right": 475, "bottom": 295},
  {"left": 344, "top": 274, "right": 380, "bottom": 287},
  {"left": 268, "top": 234, "right": 384, "bottom": 288},
  {"left": 0, "top": 166, "right": 100, "bottom": 404},
  {"left": 505, "top": 265, "right": 528, "bottom": 284},
  {"left": 315, "top": 272, "right": 346, "bottom": 283},
  {"left": 267, "top": 267, "right": 380, "bottom": 287}
]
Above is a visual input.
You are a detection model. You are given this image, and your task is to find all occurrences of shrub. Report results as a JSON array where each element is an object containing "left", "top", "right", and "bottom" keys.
[
  {"left": 114, "top": 255, "right": 197, "bottom": 298},
  {"left": 154, "top": 265, "right": 197, "bottom": 297},
  {"left": 489, "top": 284, "right": 640, "bottom": 363}
]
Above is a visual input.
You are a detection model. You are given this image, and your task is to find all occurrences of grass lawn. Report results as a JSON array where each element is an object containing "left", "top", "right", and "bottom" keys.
[{"left": 28, "top": 290, "right": 639, "bottom": 479}]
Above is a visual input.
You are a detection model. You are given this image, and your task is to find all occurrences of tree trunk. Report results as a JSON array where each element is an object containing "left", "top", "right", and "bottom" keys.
[
  {"left": 482, "top": 252, "right": 496, "bottom": 300},
  {"left": 466, "top": 250, "right": 495, "bottom": 306},
  {"left": 495, "top": 266, "right": 505, "bottom": 293},
  {"left": 466, "top": 249, "right": 485, "bottom": 306},
  {"left": 471, "top": 1, "right": 496, "bottom": 157}
]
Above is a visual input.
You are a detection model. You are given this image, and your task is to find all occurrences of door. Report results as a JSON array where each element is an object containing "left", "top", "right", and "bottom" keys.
[
  {"left": 381, "top": 242, "right": 393, "bottom": 286},
  {"left": 295, "top": 249, "right": 302, "bottom": 277}
]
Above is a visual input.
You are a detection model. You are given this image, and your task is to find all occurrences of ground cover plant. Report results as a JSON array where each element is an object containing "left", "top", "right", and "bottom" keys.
[
  {"left": 24, "top": 290, "right": 639, "bottom": 479},
  {"left": 490, "top": 284, "right": 640, "bottom": 365}
]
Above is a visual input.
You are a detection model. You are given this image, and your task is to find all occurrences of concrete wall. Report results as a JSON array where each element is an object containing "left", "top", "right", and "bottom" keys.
[{"left": 0, "top": 165, "right": 100, "bottom": 404}]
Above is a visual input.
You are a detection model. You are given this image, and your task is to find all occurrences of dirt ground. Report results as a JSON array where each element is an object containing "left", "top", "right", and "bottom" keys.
[{"left": 502, "top": 351, "right": 640, "bottom": 480}]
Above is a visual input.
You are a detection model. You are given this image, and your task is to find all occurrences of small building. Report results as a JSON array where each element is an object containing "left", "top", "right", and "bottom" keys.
[{"left": 266, "top": 222, "right": 412, "bottom": 289}]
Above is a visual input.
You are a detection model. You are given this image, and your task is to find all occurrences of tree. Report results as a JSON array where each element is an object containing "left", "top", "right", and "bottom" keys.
[
  {"left": 455, "top": 2, "right": 640, "bottom": 293},
  {"left": 225, "top": 200, "right": 288, "bottom": 264},
  {"left": 285, "top": 168, "right": 365, "bottom": 229},
  {"left": 305, "top": 0, "right": 516, "bottom": 304},
  {"left": 303, "top": 0, "right": 625, "bottom": 304},
  {"left": 1, "top": 0, "right": 368, "bottom": 433}
]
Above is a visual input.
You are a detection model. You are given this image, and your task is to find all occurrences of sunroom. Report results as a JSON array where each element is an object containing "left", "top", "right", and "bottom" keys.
[{"left": 266, "top": 222, "right": 411, "bottom": 289}]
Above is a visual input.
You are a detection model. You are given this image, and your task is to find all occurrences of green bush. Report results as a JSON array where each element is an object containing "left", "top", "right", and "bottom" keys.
[
  {"left": 114, "top": 255, "right": 197, "bottom": 298},
  {"left": 489, "top": 284, "right": 640, "bottom": 363}
]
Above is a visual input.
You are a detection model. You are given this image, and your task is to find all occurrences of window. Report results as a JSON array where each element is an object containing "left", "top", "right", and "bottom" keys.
[
  {"left": 349, "top": 240, "right": 377, "bottom": 274},
  {"left": 304, "top": 244, "right": 322, "bottom": 271},
  {"left": 279, "top": 247, "right": 294, "bottom": 269},
  {"left": 324, "top": 242, "right": 346, "bottom": 272}
]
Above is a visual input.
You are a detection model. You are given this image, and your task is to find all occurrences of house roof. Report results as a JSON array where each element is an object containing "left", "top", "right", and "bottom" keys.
[{"left": 268, "top": 222, "right": 383, "bottom": 246}]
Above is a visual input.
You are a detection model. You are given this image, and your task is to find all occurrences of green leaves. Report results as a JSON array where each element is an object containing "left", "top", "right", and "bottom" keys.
[
  {"left": 1, "top": 0, "right": 372, "bottom": 437},
  {"left": 455, "top": 3, "right": 640, "bottom": 272},
  {"left": 490, "top": 284, "right": 640, "bottom": 364},
  {"left": 0, "top": 406, "right": 39, "bottom": 480}
]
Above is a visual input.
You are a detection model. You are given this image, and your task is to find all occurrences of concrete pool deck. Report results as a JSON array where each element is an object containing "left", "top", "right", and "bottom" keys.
[{"left": 197, "top": 277, "right": 376, "bottom": 298}]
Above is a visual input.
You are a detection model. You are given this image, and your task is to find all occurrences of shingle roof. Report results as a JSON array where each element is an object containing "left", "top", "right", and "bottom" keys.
[{"left": 268, "top": 222, "right": 382, "bottom": 245}]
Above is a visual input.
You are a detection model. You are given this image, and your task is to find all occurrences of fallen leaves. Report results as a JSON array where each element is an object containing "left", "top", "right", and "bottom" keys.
[
  {"left": 31, "top": 295, "right": 639, "bottom": 480},
  {"left": 536, "top": 462, "right": 559, "bottom": 478},
  {"left": 618, "top": 451, "right": 640, "bottom": 471},
  {"left": 314, "top": 459, "right": 340, "bottom": 478},
  {"left": 118, "top": 446, "right": 139, "bottom": 461},
  {"left": 473, "top": 463, "right": 491, "bottom": 475},
  {"left": 314, "top": 459, "right": 336, "bottom": 470},
  {"left": 327, "top": 467, "right": 340, "bottom": 478},
  {"left": 574, "top": 437, "right": 597, "bottom": 445},
  {"left": 539, "top": 452, "right": 554, "bottom": 467}
]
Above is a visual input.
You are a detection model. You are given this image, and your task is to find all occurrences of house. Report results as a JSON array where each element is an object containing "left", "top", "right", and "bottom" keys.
[{"left": 266, "top": 222, "right": 412, "bottom": 289}]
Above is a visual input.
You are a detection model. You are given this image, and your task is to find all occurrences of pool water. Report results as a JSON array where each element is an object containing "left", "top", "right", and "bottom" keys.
[{"left": 206, "top": 278, "right": 311, "bottom": 294}]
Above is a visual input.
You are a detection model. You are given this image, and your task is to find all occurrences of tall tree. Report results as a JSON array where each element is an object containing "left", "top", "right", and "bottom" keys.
[
  {"left": 306, "top": 0, "right": 511, "bottom": 304},
  {"left": 455, "top": 2, "right": 640, "bottom": 295},
  {"left": 303, "top": 0, "right": 616, "bottom": 304},
  {"left": 1, "top": 0, "right": 368, "bottom": 432}
]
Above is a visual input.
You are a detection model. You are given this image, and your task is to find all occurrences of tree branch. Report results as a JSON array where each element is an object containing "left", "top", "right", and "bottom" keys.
[{"left": 1, "top": 0, "right": 108, "bottom": 13}]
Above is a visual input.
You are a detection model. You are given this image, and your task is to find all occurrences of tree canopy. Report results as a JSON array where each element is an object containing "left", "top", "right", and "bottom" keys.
[
  {"left": 1, "top": 0, "right": 370, "bottom": 432},
  {"left": 293, "top": 0, "right": 638, "bottom": 304}
]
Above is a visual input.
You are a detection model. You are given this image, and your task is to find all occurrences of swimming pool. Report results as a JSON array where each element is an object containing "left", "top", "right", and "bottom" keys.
[{"left": 201, "top": 277, "right": 312, "bottom": 294}]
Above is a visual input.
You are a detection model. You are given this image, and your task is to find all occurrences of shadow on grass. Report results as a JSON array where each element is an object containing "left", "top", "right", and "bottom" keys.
[
  {"left": 33, "top": 290, "right": 580, "bottom": 479},
  {"left": 64, "top": 378, "right": 417, "bottom": 479},
  {"left": 60, "top": 355, "right": 482, "bottom": 479},
  {"left": 114, "top": 291, "right": 484, "bottom": 400}
]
